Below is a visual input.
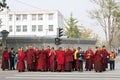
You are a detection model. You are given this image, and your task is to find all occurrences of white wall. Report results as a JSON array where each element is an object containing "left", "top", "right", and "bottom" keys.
[{"left": 0, "top": 10, "right": 65, "bottom": 37}]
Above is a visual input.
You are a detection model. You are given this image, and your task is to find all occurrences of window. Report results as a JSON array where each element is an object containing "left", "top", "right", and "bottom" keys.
[
  {"left": 16, "top": 25, "right": 21, "bottom": 32},
  {"left": 22, "top": 14, "right": 27, "bottom": 20},
  {"left": 9, "top": 14, "right": 12, "bottom": 21},
  {"left": 23, "top": 25, "right": 27, "bottom": 32},
  {"left": 49, "top": 25, "right": 53, "bottom": 31},
  {"left": 32, "top": 14, "right": 36, "bottom": 20},
  {"left": 38, "top": 14, "right": 43, "bottom": 20},
  {"left": 16, "top": 14, "right": 21, "bottom": 21},
  {"left": 38, "top": 25, "right": 43, "bottom": 31},
  {"left": 48, "top": 13, "right": 54, "bottom": 20},
  {"left": 9, "top": 26, "right": 12, "bottom": 32},
  {"left": 32, "top": 25, "right": 36, "bottom": 32}
]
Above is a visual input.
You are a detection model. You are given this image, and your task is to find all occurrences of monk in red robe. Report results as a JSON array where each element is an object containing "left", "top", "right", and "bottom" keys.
[
  {"left": 33, "top": 48, "right": 39, "bottom": 71},
  {"left": 37, "top": 46, "right": 47, "bottom": 71},
  {"left": 56, "top": 47, "right": 65, "bottom": 72},
  {"left": 84, "top": 47, "right": 94, "bottom": 71},
  {"left": 49, "top": 47, "right": 56, "bottom": 72},
  {"left": 45, "top": 46, "right": 51, "bottom": 71},
  {"left": 94, "top": 47, "right": 103, "bottom": 72},
  {"left": 101, "top": 45, "right": 109, "bottom": 71},
  {"left": 17, "top": 47, "right": 25, "bottom": 72},
  {"left": 1, "top": 47, "right": 9, "bottom": 71},
  {"left": 64, "top": 46, "right": 73, "bottom": 72},
  {"left": 25, "top": 46, "right": 35, "bottom": 71}
]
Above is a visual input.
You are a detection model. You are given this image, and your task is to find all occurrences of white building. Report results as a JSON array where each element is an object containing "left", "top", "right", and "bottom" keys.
[{"left": 0, "top": 10, "right": 64, "bottom": 37}]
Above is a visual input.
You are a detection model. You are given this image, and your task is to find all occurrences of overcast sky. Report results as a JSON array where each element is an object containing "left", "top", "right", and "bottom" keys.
[{"left": 5, "top": 0, "right": 110, "bottom": 40}]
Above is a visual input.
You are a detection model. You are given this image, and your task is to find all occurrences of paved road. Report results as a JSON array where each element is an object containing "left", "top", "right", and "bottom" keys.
[{"left": 0, "top": 56, "right": 120, "bottom": 80}]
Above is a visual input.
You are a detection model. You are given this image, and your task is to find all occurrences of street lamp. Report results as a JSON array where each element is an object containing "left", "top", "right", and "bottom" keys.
[{"left": 1, "top": 30, "right": 9, "bottom": 47}]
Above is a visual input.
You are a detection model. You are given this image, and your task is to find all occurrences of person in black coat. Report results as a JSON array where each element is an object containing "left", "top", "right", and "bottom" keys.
[
  {"left": 77, "top": 47, "right": 84, "bottom": 72},
  {"left": 9, "top": 48, "right": 16, "bottom": 70}
]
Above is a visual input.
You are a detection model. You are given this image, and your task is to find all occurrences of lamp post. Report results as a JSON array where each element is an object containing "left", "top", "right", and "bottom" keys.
[{"left": 1, "top": 30, "right": 9, "bottom": 48}]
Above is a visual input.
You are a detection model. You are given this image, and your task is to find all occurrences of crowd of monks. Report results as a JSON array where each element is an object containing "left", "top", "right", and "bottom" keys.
[{"left": 1, "top": 45, "right": 116, "bottom": 72}]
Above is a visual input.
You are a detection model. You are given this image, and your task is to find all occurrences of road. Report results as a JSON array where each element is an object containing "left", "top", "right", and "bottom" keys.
[{"left": 0, "top": 56, "right": 120, "bottom": 80}]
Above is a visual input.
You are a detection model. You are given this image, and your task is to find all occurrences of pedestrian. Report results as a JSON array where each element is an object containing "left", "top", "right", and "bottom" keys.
[
  {"left": 77, "top": 47, "right": 84, "bottom": 72},
  {"left": 71, "top": 47, "right": 76, "bottom": 71},
  {"left": 94, "top": 47, "right": 103, "bottom": 72},
  {"left": 14, "top": 52, "right": 18, "bottom": 69},
  {"left": 49, "top": 47, "right": 56, "bottom": 72},
  {"left": 109, "top": 50, "right": 116, "bottom": 70},
  {"left": 1, "top": 47, "right": 9, "bottom": 71},
  {"left": 101, "top": 45, "right": 109, "bottom": 71},
  {"left": 37, "top": 46, "right": 47, "bottom": 71},
  {"left": 25, "top": 45, "right": 35, "bottom": 71},
  {"left": 9, "top": 48, "right": 16, "bottom": 70},
  {"left": 84, "top": 47, "right": 94, "bottom": 71},
  {"left": 64, "top": 46, "right": 73, "bottom": 72},
  {"left": 45, "top": 46, "right": 51, "bottom": 71},
  {"left": 56, "top": 47, "right": 65, "bottom": 72},
  {"left": 17, "top": 47, "right": 25, "bottom": 72}
]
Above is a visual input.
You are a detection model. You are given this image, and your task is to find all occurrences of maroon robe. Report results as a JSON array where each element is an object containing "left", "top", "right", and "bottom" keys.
[
  {"left": 34, "top": 49, "right": 39, "bottom": 70},
  {"left": 49, "top": 49, "right": 56, "bottom": 71},
  {"left": 37, "top": 49, "right": 47, "bottom": 71},
  {"left": 56, "top": 50, "right": 65, "bottom": 71},
  {"left": 17, "top": 50, "right": 25, "bottom": 72},
  {"left": 84, "top": 49, "right": 94, "bottom": 71},
  {"left": 1, "top": 50, "right": 9, "bottom": 70},
  {"left": 94, "top": 50, "right": 103, "bottom": 72},
  {"left": 25, "top": 49, "right": 35, "bottom": 71},
  {"left": 64, "top": 49, "right": 73, "bottom": 71},
  {"left": 101, "top": 49, "right": 109, "bottom": 71},
  {"left": 45, "top": 49, "right": 51, "bottom": 70}
]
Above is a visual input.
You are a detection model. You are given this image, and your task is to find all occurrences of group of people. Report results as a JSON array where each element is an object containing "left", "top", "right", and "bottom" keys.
[{"left": 1, "top": 45, "right": 116, "bottom": 72}]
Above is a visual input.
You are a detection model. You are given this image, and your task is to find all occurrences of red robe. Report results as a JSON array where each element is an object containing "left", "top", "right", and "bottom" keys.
[
  {"left": 56, "top": 50, "right": 65, "bottom": 71},
  {"left": 49, "top": 49, "right": 56, "bottom": 71},
  {"left": 101, "top": 49, "right": 109, "bottom": 70},
  {"left": 34, "top": 49, "right": 39, "bottom": 70},
  {"left": 64, "top": 49, "right": 73, "bottom": 71},
  {"left": 25, "top": 49, "right": 35, "bottom": 71},
  {"left": 1, "top": 50, "right": 9, "bottom": 70},
  {"left": 17, "top": 51, "right": 25, "bottom": 71},
  {"left": 45, "top": 49, "right": 51, "bottom": 70},
  {"left": 37, "top": 49, "right": 47, "bottom": 71},
  {"left": 84, "top": 49, "right": 94, "bottom": 70},
  {"left": 94, "top": 50, "right": 103, "bottom": 72}
]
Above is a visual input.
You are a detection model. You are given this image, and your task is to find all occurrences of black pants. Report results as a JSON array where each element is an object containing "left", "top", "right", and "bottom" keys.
[
  {"left": 109, "top": 61, "right": 115, "bottom": 70},
  {"left": 10, "top": 58, "right": 15, "bottom": 70},
  {"left": 78, "top": 61, "right": 83, "bottom": 71}
]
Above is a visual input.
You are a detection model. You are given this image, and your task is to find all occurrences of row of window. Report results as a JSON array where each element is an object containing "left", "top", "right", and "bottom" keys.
[
  {"left": 9, "top": 13, "right": 54, "bottom": 21},
  {"left": 9, "top": 25, "right": 54, "bottom": 32}
]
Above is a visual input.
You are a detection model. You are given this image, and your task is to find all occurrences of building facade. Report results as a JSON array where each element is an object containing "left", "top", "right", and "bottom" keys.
[{"left": 0, "top": 10, "right": 64, "bottom": 37}]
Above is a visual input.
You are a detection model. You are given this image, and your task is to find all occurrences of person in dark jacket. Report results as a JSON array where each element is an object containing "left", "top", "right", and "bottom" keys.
[
  {"left": 77, "top": 47, "right": 84, "bottom": 72},
  {"left": 9, "top": 48, "right": 16, "bottom": 70}
]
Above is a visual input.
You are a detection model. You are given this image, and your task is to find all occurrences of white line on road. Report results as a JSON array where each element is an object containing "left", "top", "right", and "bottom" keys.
[{"left": 5, "top": 77, "right": 120, "bottom": 80}]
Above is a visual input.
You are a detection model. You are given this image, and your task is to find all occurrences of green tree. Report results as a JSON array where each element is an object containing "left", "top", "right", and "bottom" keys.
[
  {"left": 65, "top": 13, "right": 80, "bottom": 38},
  {"left": 0, "top": 0, "right": 8, "bottom": 11},
  {"left": 89, "top": 0, "right": 120, "bottom": 49}
]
